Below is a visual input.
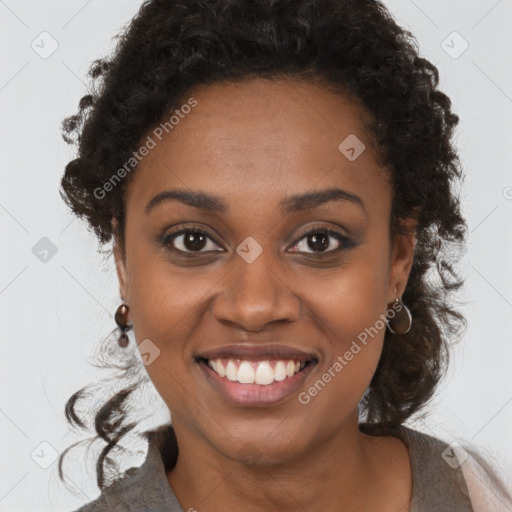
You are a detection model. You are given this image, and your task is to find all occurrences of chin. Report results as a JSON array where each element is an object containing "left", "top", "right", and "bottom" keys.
[{"left": 204, "top": 421, "right": 313, "bottom": 467}]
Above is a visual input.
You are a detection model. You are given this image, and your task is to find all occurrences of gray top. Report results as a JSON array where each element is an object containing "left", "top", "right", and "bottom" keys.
[{"left": 74, "top": 424, "right": 474, "bottom": 511}]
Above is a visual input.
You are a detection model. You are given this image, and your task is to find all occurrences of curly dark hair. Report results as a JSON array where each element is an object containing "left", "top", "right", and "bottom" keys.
[{"left": 58, "top": 0, "right": 469, "bottom": 493}]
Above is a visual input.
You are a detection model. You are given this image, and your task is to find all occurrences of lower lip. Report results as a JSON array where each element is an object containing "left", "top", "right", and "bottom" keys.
[{"left": 197, "top": 360, "right": 317, "bottom": 407}]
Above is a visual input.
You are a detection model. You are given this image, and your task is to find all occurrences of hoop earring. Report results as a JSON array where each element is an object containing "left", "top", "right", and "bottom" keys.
[
  {"left": 386, "top": 287, "right": 412, "bottom": 335},
  {"left": 114, "top": 302, "right": 131, "bottom": 347}
]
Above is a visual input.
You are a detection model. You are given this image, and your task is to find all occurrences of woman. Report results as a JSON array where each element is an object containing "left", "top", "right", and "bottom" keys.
[{"left": 58, "top": 0, "right": 511, "bottom": 510}]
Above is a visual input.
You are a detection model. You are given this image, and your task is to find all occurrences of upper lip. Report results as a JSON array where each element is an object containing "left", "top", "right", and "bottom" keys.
[{"left": 196, "top": 343, "right": 318, "bottom": 362}]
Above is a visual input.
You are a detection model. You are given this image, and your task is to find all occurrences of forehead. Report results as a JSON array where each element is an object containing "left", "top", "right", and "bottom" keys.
[{"left": 126, "top": 77, "right": 390, "bottom": 215}]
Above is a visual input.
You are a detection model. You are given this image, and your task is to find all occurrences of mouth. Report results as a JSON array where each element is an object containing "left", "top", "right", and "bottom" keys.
[
  {"left": 194, "top": 344, "right": 318, "bottom": 407},
  {"left": 199, "top": 357, "right": 313, "bottom": 384}
]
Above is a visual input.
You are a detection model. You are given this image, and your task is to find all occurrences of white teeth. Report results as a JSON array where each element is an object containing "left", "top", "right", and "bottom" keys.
[
  {"left": 274, "top": 361, "right": 287, "bottom": 381},
  {"left": 207, "top": 358, "right": 309, "bottom": 385},
  {"left": 226, "top": 360, "right": 238, "bottom": 381},
  {"left": 237, "top": 361, "right": 255, "bottom": 383},
  {"left": 255, "top": 361, "right": 274, "bottom": 385},
  {"left": 216, "top": 359, "right": 226, "bottom": 377}
]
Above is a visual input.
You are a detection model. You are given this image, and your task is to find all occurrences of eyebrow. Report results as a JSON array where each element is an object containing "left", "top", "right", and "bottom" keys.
[{"left": 144, "top": 187, "right": 367, "bottom": 217}]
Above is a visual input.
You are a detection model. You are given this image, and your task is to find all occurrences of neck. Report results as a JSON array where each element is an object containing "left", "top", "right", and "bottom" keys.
[{"left": 166, "top": 414, "right": 410, "bottom": 511}]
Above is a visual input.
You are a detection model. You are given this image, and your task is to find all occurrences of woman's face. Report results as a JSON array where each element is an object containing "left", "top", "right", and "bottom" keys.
[{"left": 114, "top": 77, "right": 415, "bottom": 465}]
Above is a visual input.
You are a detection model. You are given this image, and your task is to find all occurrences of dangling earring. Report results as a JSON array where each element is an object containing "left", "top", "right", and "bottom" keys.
[
  {"left": 114, "top": 302, "right": 131, "bottom": 347},
  {"left": 386, "top": 287, "right": 412, "bottom": 335}
]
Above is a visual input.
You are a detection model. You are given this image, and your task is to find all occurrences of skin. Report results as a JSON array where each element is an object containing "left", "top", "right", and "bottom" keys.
[{"left": 114, "top": 77, "right": 417, "bottom": 511}]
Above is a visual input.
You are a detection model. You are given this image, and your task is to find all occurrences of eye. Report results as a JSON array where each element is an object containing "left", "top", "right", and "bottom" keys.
[
  {"left": 289, "top": 226, "right": 353, "bottom": 255},
  {"left": 162, "top": 228, "right": 223, "bottom": 254},
  {"left": 160, "top": 224, "right": 354, "bottom": 256}
]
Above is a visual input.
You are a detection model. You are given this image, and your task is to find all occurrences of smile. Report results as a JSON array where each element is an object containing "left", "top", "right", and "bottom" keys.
[
  {"left": 195, "top": 344, "right": 318, "bottom": 407},
  {"left": 206, "top": 358, "right": 309, "bottom": 385}
]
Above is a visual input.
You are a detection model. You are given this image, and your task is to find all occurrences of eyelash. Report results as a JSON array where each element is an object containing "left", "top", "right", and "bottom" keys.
[{"left": 160, "top": 224, "right": 355, "bottom": 257}]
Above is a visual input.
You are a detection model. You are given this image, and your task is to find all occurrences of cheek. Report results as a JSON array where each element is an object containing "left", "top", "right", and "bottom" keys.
[
  {"left": 329, "top": 271, "right": 389, "bottom": 356},
  {"left": 306, "top": 237, "right": 390, "bottom": 351},
  {"left": 127, "top": 250, "right": 215, "bottom": 341},
  {"left": 298, "top": 245, "right": 390, "bottom": 409},
  {"left": 125, "top": 257, "right": 221, "bottom": 406}
]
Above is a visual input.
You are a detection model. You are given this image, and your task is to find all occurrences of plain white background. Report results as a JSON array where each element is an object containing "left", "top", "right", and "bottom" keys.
[{"left": 0, "top": 0, "right": 511, "bottom": 510}]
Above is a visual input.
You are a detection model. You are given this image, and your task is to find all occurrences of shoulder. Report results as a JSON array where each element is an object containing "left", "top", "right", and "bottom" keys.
[
  {"left": 71, "top": 464, "right": 147, "bottom": 512},
  {"left": 69, "top": 439, "right": 183, "bottom": 512},
  {"left": 361, "top": 422, "right": 474, "bottom": 509},
  {"left": 458, "top": 445, "right": 512, "bottom": 512},
  {"left": 379, "top": 423, "right": 512, "bottom": 512}
]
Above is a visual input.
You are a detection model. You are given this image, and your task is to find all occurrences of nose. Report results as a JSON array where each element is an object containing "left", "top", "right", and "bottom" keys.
[{"left": 212, "top": 251, "right": 301, "bottom": 332}]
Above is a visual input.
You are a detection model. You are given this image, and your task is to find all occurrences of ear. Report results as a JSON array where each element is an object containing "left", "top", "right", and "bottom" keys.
[
  {"left": 388, "top": 216, "right": 417, "bottom": 304},
  {"left": 112, "top": 218, "right": 128, "bottom": 301}
]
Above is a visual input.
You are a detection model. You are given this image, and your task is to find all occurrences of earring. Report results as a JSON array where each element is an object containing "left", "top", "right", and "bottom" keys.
[
  {"left": 386, "top": 287, "right": 412, "bottom": 335},
  {"left": 114, "top": 302, "right": 131, "bottom": 347}
]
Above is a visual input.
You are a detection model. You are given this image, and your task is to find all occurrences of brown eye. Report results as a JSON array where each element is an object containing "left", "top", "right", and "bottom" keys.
[
  {"left": 163, "top": 229, "right": 222, "bottom": 254},
  {"left": 289, "top": 227, "right": 354, "bottom": 255}
]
